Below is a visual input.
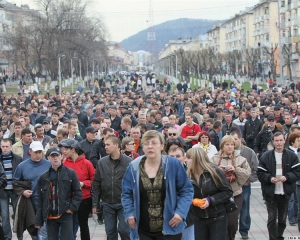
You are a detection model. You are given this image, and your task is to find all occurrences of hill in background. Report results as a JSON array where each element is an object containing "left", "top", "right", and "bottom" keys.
[{"left": 120, "top": 18, "right": 224, "bottom": 53}]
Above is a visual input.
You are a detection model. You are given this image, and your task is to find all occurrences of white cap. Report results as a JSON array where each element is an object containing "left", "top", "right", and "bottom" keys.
[
  {"left": 207, "top": 100, "right": 212, "bottom": 104},
  {"left": 231, "top": 102, "right": 236, "bottom": 106},
  {"left": 30, "top": 141, "right": 44, "bottom": 152}
]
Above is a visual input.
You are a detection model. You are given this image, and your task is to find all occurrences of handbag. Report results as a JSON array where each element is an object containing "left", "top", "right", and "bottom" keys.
[
  {"left": 218, "top": 153, "right": 236, "bottom": 183},
  {"left": 224, "top": 197, "right": 238, "bottom": 213}
]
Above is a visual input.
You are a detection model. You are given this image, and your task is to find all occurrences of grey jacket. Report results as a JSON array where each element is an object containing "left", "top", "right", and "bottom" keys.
[
  {"left": 240, "top": 145, "right": 258, "bottom": 183},
  {"left": 92, "top": 154, "right": 132, "bottom": 206}
]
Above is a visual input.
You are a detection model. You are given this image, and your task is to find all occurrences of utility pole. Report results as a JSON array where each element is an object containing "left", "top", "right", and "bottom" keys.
[{"left": 277, "top": 0, "right": 284, "bottom": 86}]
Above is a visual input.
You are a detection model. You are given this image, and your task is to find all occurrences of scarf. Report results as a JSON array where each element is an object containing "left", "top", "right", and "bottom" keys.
[
  {"left": 140, "top": 158, "right": 164, "bottom": 232},
  {"left": 134, "top": 139, "right": 141, "bottom": 153},
  {"left": 199, "top": 142, "right": 209, "bottom": 152}
]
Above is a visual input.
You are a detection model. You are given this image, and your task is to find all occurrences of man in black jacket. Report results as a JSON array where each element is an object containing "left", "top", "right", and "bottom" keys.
[
  {"left": 257, "top": 132, "right": 300, "bottom": 240},
  {"left": 80, "top": 127, "right": 100, "bottom": 167},
  {"left": 243, "top": 108, "right": 263, "bottom": 149},
  {"left": 35, "top": 147, "right": 82, "bottom": 239},
  {"left": 0, "top": 138, "right": 21, "bottom": 240},
  {"left": 209, "top": 121, "right": 222, "bottom": 151},
  {"left": 92, "top": 135, "right": 131, "bottom": 240}
]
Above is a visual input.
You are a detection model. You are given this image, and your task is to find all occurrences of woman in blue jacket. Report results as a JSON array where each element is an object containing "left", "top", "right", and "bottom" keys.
[{"left": 122, "top": 130, "right": 193, "bottom": 240}]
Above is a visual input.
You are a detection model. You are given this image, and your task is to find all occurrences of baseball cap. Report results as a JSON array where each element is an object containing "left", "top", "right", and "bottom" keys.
[
  {"left": 86, "top": 126, "right": 97, "bottom": 134},
  {"left": 216, "top": 108, "right": 223, "bottom": 112},
  {"left": 164, "top": 102, "right": 170, "bottom": 106},
  {"left": 274, "top": 106, "right": 281, "bottom": 111},
  {"left": 267, "top": 115, "right": 276, "bottom": 121},
  {"left": 43, "top": 119, "right": 50, "bottom": 124},
  {"left": 123, "top": 110, "right": 132, "bottom": 116},
  {"left": 47, "top": 147, "right": 62, "bottom": 156},
  {"left": 30, "top": 141, "right": 44, "bottom": 152},
  {"left": 58, "top": 139, "right": 79, "bottom": 149},
  {"left": 120, "top": 105, "right": 128, "bottom": 109}
]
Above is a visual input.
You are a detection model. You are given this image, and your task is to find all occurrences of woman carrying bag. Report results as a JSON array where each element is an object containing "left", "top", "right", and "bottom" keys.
[
  {"left": 211, "top": 135, "right": 251, "bottom": 240},
  {"left": 186, "top": 148, "right": 233, "bottom": 240}
]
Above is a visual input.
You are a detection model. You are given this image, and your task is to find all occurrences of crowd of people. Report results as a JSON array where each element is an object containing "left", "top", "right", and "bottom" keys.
[{"left": 0, "top": 74, "right": 299, "bottom": 240}]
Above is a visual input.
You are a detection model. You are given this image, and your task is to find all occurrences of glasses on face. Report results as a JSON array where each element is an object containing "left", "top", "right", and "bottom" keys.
[
  {"left": 170, "top": 154, "right": 182, "bottom": 159},
  {"left": 168, "top": 133, "right": 177, "bottom": 136},
  {"left": 143, "top": 142, "right": 161, "bottom": 147},
  {"left": 127, "top": 143, "right": 135, "bottom": 146}
]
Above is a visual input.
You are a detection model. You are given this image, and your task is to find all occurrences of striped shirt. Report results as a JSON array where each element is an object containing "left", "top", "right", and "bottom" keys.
[{"left": 2, "top": 152, "right": 13, "bottom": 190}]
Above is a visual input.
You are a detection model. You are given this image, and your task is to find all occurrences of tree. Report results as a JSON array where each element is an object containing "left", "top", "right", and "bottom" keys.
[{"left": 262, "top": 44, "right": 278, "bottom": 80}]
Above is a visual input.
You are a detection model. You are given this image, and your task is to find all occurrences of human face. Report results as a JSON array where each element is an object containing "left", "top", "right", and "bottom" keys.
[
  {"left": 168, "top": 129, "right": 178, "bottom": 140},
  {"left": 110, "top": 109, "right": 117, "bottom": 116},
  {"left": 22, "top": 133, "right": 32, "bottom": 145},
  {"left": 184, "top": 107, "right": 191, "bottom": 114},
  {"left": 169, "top": 118, "right": 176, "bottom": 125},
  {"left": 224, "top": 114, "right": 232, "bottom": 124},
  {"left": 273, "top": 135, "right": 285, "bottom": 152},
  {"left": 35, "top": 127, "right": 44, "bottom": 138},
  {"left": 49, "top": 153, "right": 62, "bottom": 168},
  {"left": 69, "top": 126, "right": 77, "bottom": 136},
  {"left": 250, "top": 111, "right": 257, "bottom": 119},
  {"left": 52, "top": 114, "right": 59, "bottom": 123},
  {"left": 142, "top": 137, "right": 164, "bottom": 159},
  {"left": 14, "top": 126, "right": 22, "bottom": 135},
  {"left": 200, "top": 134, "right": 209, "bottom": 145},
  {"left": 19, "top": 118, "right": 26, "bottom": 128},
  {"left": 162, "top": 117, "right": 170, "bottom": 125},
  {"left": 87, "top": 131, "right": 96, "bottom": 141},
  {"left": 206, "top": 122, "right": 212, "bottom": 130},
  {"left": 185, "top": 116, "right": 192, "bottom": 125},
  {"left": 91, "top": 122, "right": 100, "bottom": 130},
  {"left": 268, "top": 119, "right": 276, "bottom": 129},
  {"left": 120, "top": 120, "right": 127, "bottom": 130},
  {"left": 29, "top": 149, "right": 43, "bottom": 162},
  {"left": 125, "top": 141, "right": 135, "bottom": 152},
  {"left": 295, "top": 137, "right": 300, "bottom": 148},
  {"left": 231, "top": 134, "right": 242, "bottom": 150},
  {"left": 130, "top": 129, "right": 141, "bottom": 140},
  {"left": 43, "top": 122, "right": 50, "bottom": 131},
  {"left": 62, "top": 123, "right": 69, "bottom": 131},
  {"left": 139, "top": 115, "right": 146, "bottom": 124},
  {"left": 169, "top": 148, "right": 185, "bottom": 164},
  {"left": 222, "top": 141, "right": 235, "bottom": 155},
  {"left": 56, "top": 134, "right": 65, "bottom": 143},
  {"left": 105, "top": 139, "right": 119, "bottom": 155},
  {"left": 104, "top": 119, "right": 111, "bottom": 128},
  {"left": 100, "top": 123, "right": 108, "bottom": 134},
  {"left": 284, "top": 115, "right": 293, "bottom": 125},
  {"left": 1, "top": 141, "right": 12, "bottom": 155},
  {"left": 60, "top": 147, "right": 73, "bottom": 158}
]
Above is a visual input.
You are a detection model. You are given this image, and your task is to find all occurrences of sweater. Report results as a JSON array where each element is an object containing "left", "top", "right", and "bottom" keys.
[{"left": 13, "top": 158, "right": 51, "bottom": 210}]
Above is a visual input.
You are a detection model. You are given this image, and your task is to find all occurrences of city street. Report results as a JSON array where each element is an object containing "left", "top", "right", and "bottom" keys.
[{"left": 10, "top": 182, "right": 300, "bottom": 239}]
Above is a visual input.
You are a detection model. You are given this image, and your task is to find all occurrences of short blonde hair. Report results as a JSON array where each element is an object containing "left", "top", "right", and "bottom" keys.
[
  {"left": 169, "top": 115, "right": 177, "bottom": 120},
  {"left": 141, "top": 130, "right": 165, "bottom": 146},
  {"left": 220, "top": 135, "right": 235, "bottom": 150},
  {"left": 121, "top": 137, "right": 134, "bottom": 150}
]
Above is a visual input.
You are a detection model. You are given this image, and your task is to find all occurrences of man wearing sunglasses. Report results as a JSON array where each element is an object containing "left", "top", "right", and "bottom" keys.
[{"left": 168, "top": 127, "right": 187, "bottom": 150}]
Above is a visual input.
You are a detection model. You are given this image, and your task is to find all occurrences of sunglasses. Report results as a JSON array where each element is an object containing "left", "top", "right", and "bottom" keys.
[{"left": 168, "top": 133, "right": 177, "bottom": 136}]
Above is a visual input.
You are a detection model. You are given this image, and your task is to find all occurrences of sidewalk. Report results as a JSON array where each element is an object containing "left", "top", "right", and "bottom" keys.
[{"left": 12, "top": 184, "right": 300, "bottom": 239}]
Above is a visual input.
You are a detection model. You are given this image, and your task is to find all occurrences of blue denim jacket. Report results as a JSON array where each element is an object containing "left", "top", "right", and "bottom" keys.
[{"left": 121, "top": 155, "right": 193, "bottom": 240}]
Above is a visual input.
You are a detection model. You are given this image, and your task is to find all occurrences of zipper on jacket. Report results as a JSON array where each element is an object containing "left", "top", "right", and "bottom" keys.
[
  {"left": 200, "top": 188, "right": 209, "bottom": 218},
  {"left": 57, "top": 170, "right": 60, "bottom": 214}
]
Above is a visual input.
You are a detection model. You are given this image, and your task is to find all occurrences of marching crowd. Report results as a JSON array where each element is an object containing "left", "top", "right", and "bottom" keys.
[{"left": 0, "top": 74, "right": 299, "bottom": 240}]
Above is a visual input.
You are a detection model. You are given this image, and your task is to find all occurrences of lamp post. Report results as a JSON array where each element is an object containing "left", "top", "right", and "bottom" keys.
[
  {"left": 71, "top": 57, "right": 77, "bottom": 93},
  {"left": 58, "top": 54, "right": 66, "bottom": 96}
]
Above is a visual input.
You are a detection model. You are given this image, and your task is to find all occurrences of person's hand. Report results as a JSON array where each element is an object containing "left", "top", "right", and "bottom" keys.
[
  {"left": 35, "top": 226, "right": 41, "bottom": 229},
  {"left": 226, "top": 165, "right": 235, "bottom": 171},
  {"left": 128, "top": 216, "right": 136, "bottom": 229},
  {"left": 23, "top": 190, "right": 33, "bottom": 198},
  {"left": 279, "top": 176, "right": 287, "bottom": 182},
  {"left": 219, "top": 165, "right": 226, "bottom": 171},
  {"left": 92, "top": 208, "right": 98, "bottom": 214},
  {"left": 271, "top": 177, "right": 278, "bottom": 184},
  {"left": 244, "top": 180, "right": 250, "bottom": 186},
  {"left": 200, "top": 199, "right": 210, "bottom": 209},
  {"left": 169, "top": 213, "right": 183, "bottom": 228},
  {"left": 80, "top": 182, "right": 84, "bottom": 188}
]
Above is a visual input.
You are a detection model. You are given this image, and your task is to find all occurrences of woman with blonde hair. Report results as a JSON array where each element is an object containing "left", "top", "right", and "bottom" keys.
[
  {"left": 121, "top": 137, "right": 140, "bottom": 159},
  {"left": 211, "top": 135, "right": 251, "bottom": 240},
  {"left": 122, "top": 130, "right": 193, "bottom": 240},
  {"left": 186, "top": 147, "right": 232, "bottom": 239},
  {"left": 169, "top": 115, "right": 180, "bottom": 130}
]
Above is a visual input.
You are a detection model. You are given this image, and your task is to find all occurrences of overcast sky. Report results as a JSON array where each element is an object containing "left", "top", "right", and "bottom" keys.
[{"left": 10, "top": 0, "right": 260, "bottom": 41}]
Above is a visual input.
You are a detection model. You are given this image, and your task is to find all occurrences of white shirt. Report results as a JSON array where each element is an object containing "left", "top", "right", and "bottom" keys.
[{"left": 274, "top": 151, "right": 284, "bottom": 195}]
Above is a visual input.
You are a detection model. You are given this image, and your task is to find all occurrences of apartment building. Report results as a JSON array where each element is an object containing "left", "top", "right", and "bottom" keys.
[
  {"left": 207, "top": 23, "right": 226, "bottom": 53},
  {"left": 225, "top": 10, "right": 255, "bottom": 52}
]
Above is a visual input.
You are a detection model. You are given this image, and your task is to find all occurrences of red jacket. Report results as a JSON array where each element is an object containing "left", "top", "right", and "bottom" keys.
[{"left": 63, "top": 155, "right": 95, "bottom": 199}]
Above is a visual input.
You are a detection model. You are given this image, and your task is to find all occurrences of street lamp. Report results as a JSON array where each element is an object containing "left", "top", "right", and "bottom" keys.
[
  {"left": 58, "top": 54, "right": 66, "bottom": 95},
  {"left": 71, "top": 57, "right": 77, "bottom": 93},
  {"left": 170, "top": 53, "right": 178, "bottom": 80}
]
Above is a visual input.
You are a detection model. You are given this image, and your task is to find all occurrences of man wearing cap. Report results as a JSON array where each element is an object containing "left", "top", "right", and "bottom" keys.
[
  {"left": 162, "top": 102, "right": 173, "bottom": 117},
  {"left": 74, "top": 105, "right": 88, "bottom": 128},
  {"left": 13, "top": 141, "right": 51, "bottom": 239},
  {"left": 35, "top": 147, "right": 82, "bottom": 240},
  {"left": 274, "top": 105, "right": 285, "bottom": 125},
  {"left": 1, "top": 120, "right": 10, "bottom": 139},
  {"left": 254, "top": 115, "right": 282, "bottom": 157},
  {"left": 80, "top": 127, "right": 100, "bottom": 167},
  {"left": 43, "top": 119, "right": 56, "bottom": 138}
]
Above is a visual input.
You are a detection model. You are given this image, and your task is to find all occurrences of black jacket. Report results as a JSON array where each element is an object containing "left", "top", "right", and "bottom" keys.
[
  {"left": 92, "top": 154, "right": 131, "bottom": 206},
  {"left": 89, "top": 139, "right": 107, "bottom": 167},
  {"left": 35, "top": 165, "right": 82, "bottom": 226},
  {"left": 257, "top": 149, "right": 300, "bottom": 201},
  {"left": 209, "top": 129, "right": 220, "bottom": 151},
  {"left": 191, "top": 168, "right": 233, "bottom": 219},
  {"left": 110, "top": 115, "right": 121, "bottom": 131},
  {"left": 254, "top": 126, "right": 282, "bottom": 155},
  {"left": 80, "top": 139, "right": 100, "bottom": 167},
  {"left": 76, "top": 112, "right": 88, "bottom": 128},
  {"left": 35, "top": 115, "right": 47, "bottom": 125},
  {"left": 243, "top": 118, "right": 263, "bottom": 149}
]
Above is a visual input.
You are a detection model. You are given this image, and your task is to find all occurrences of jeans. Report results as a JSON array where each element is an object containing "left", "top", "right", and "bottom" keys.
[
  {"left": 102, "top": 202, "right": 130, "bottom": 240},
  {"left": 77, "top": 198, "right": 92, "bottom": 240},
  {"left": 37, "top": 225, "right": 48, "bottom": 240},
  {"left": 0, "top": 190, "right": 17, "bottom": 240},
  {"left": 138, "top": 229, "right": 181, "bottom": 240},
  {"left": 227, "top": 193, "right": 243, "bottom": 240},
  {"left": 181, "top": 225, "right": 194, "bottom": 240},
  {"left": 239, "top": 184, "right": 251, "bottom": 237},
  {"left": 265, "top": 194, "right": 289, "bottom": 240},
  {"left": 288, "top": 191, "right": 298, "bottom": 223},
  {"left": 194, "top": 212, "right": 228, "bottom": 240},
  {"left": 47, "top": 212, "right": 73, "bottom": 240},
  {"left": 296, "top": 185, "right": 300, "bottom": 231}
]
